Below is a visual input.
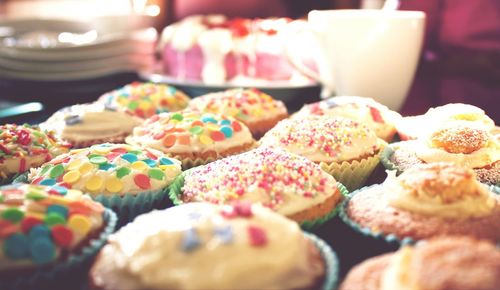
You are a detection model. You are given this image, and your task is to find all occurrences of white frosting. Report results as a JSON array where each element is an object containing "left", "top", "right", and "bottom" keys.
[
  {"left": 40, "top": 103, "right": 142, "bottom": 143},
  {"left": 198, "top": 28, "right": 233, "bottom": 84},
  {"left": 90, "top": 203, "right": 324, "bottom": 290},
  {"left": 380, "top": 247, "right": 420, "bottom": 290}
]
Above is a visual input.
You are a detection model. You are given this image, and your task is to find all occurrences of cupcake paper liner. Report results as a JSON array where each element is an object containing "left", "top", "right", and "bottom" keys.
[
  {"left": 304, "top": 232, "right": 339, "bottom": 290},
  {"left": 169, "top": 170, "right": 349, "bottom": 230},
  {"left": 379, "top": 145, "right": 403, "bottom": 174},
  {"left": 1, "top": 208, "right": 117, "bottom": 290}
]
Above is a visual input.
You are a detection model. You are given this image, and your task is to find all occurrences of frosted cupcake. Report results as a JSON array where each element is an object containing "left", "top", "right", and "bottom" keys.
[
  {"left": 341, "top": 162, "right": 500, "bottom": 243},
  {"left": 340, "top": 237, "right": 500, "bottom": 290},
  {"left": 90, "top": 202, "right": 338, "bottom": 290},
  {"left": 383, "top": 122, "right": 499, "bottom": 185},
  {"left": 40, "top": 103, "right": 143, "bottom": 148},
  {"left": 27, "top": 143, "right": 182, "bottom": 223},
  {"left": 126, "top": 110, "right": 256, "bottom": 169},
  {"left": 294, "top": 96, "right": 402, "bottom": 142},
  {"left": 177, "top": 147, "right": 345, "bottom": 227},
  {"left": 0, "top": 124, "right": 70, "bottom": 184},
  {"left": 396, "top": 103, "right": 495, "bottom": 140},
  {"left": 97, "top": 82, "right": 190, "bottom": 119},
  {"left": 260, "top": 116, "right": 385, "bottom": 191},
  {"left": 188, "top": 88, "right": 288, "bottom": 138},
  {"left": 0, "top": 183, "right": 116, "bottom": 289}
]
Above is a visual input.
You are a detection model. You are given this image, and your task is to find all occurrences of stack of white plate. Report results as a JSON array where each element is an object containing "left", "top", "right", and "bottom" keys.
[{"left": 0, "top": 17, "right": 157, "bottom": 81}]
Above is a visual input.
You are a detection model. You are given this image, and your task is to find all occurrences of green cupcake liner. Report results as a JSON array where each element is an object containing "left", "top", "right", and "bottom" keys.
[
  {"left": 1, "top": 209, "right": 117, "bottom": 290},
  {"left": 13, "top": 173, "right": 171, "bottom": 226},
  {"left": 169, "top": 170, "right": 349, "bottom": 230},
  {"left": 379, "top": 144, "right": 402, "bottom": 174},
  {"left": 12, "top": 172, "right": 29, "bottom": 184},
  {"left": 304, "top": 232, "right": 339, "bottom": 290},
  {"left": 339, "top": 184, "right": 416, "bottom": 246}
]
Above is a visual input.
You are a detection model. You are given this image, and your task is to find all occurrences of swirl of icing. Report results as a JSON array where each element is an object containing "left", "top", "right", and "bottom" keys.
[
  {"left": 260, "top": 116, "right": 381, "bottom": 163},
  {"left": 90, "top": 202, "right": 324, "bottom": 290},
  {"left": 98, "top": 82, "right": 191, "bottom": 119},
  {"left": 182, "top": 147, "right": 339, "bottom": 216},
  {"left": 0, "top": 183, "right": 104, "bottom": 270},
  {"left": 39, "top": 103, "right": 142, "bottom": 144},
  {"left": 127, "top": 110, "right": 254, "bottom": 155},
  {"left": 384, "top": 163, "right": 496, "bottom": 218},
  {"left": 415, "top": 123, "right": 499, "bottom": 168},
  {"left": 294, "top": 96, "right": 402, "bottom": 141},
  {"left": 0, "top": 124, "right": 70, "bottom": 179},
  {"left": 28, "top": 143, "right": 181, "bottom": 195}
]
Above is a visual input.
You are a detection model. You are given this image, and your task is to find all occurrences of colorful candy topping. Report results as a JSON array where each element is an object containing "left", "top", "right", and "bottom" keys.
[
  {"left": 98, "top": 82, "right": 191, "bottom": 119},
  {"left": 129, "top": 110, "right": 253, "bottom": 152},
  {"left": 29, "top": 143, "right": 182, "bottom": 195},
  {"left": 0, "top": 124, "right": 71, "bottom": 178},
  {"left": 0, "top": 184, "right": 104, "bottom": 265},
  {"left": 189, "top": 88, "right": 287, "bottom": 122},
  {"left": 182, "top": 147, "right": 338, "bottom": 212}
]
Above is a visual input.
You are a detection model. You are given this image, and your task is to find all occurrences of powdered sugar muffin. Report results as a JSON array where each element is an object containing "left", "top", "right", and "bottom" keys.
[
  {"left": 396, "top": 103, "right": 495, "bottom": 140},
  {"left": 39, "top": 103, "right": 143, "bottom": 148},
  {"left": 90, "top": 202, "right": 336, "bottom": 290},
  {"left": 0, "top": 124, "right": 70, "bottom": 184},
  {"left": 98, "top": 82, "right": 190, "bottom": 119},
  {"left": 384, "top": 122, "right": 499, "bottom": 185},
  {"left": 340, "top": 237, "right": 500, "bottom": 290},
  {"left": 342, "top": 162, "right": 500, "bottom": 242},
  {"left": 188, "top": 88, "right": 288, "bottom": 138},
  {"left": 27, "top": 143, "right": 182, "bottom": 223},
  {"left": 178, "top": 147, "right": 344, "bottom": 225},
  {"left": 260, "top": 116, "right": 385, "bottom": 190},
  {"left": 294, "top": 96, "right": 402, "bottom": 142},
  {"left": 127, "top": 110, "right": 256, "bottom": 168}
]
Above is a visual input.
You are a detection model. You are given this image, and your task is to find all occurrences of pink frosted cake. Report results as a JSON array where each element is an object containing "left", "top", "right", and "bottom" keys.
[{"left": 160, "top": 15, "right": 315, "bottom": 85}]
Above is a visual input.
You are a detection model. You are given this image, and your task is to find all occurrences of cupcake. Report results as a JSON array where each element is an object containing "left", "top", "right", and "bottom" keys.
[
  {"left": 97, "top": 82, "right": 190, "bottom": 119},
  {"left": 260, "top": 116, "right": 385, "bottom": 191},
  {"left": 0, "top": 183, "right": 116, "bottom": 289},
  {"left": 0, "top": 124, "right": 70, "bottom": 184},
  {"left": 39, "top": 103, "right": 143, "bottom": 148},
  {"left": 341, "top": 162, "right": 500, "bottom": 243},
  {"left": 396, "top": 103, "right": 495, "bottom": 140},
  {"left": 177, "top": 147, "right": 346, "bottom": 227},
  {"left": 27, "top": 143, "right": 182, "bottom": 224},
  {"left": 126, "top": 110, "right": 256, "bottom": 169},
  {"left": 89, "top": 202, "right": 338, "bottom": 290},
  {"left": 293, "top": 96, "right": 402, "bottom": 142},
  {"left": 383, "top": 122, "right": 499, "bottom": 185},
  {"left": 188, "top": 88, "right": 289, "bottom": 138},
  {"left": 340, "top": 237, "right": 500, "bottom": 290}
]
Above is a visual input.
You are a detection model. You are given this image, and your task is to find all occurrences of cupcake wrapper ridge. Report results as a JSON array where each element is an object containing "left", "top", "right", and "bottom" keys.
[{"left": 379, "top": 145, "right": 404, "bottom": 174}]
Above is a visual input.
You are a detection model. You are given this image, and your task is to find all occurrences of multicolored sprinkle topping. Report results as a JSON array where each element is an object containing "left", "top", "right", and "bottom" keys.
[
  {"left": 129, "top": 110, "right": 253, "bottom": 152},
  {"left": 0, "top": 184, "right": 104, "bottom": 266},
  {"left": 29, "top": 143, "right": 181, "bottom": 195},
  {"left": 0, "top": 124, "right": 70, "bottom": 178},
  {"left": 189, "top": 88, "right": 287, "bottom": 122},
  {"left": 182, "top": 147, "right": 338, "bottom": 214},
  {"left": 98, "top": 82, "right": 191, "bottom": 119}
]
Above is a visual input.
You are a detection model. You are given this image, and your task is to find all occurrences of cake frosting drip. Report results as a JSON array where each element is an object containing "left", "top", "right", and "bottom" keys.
[
  {"left": 260, "top": 116, "right": 381, "bottom": 163},
  {"left": 28, "top": 143, "right": 181, "bottom": 195},
  {"left": 384, "top": 163, "right": 496, "bottom": 218},
  {"left": 188, "top": 88, "right": 288, "bottom": 124},
  {"left": 415, "top": 124, "right": 499, "bottom": 168},
  {"left": 182, "top": 147, "right": 338, "bottom": 216},
  {"left": 127, "top": 110, "right": 254, "bottom": 155},
  {"left": 98, "top": 82, "right": 190, "bottom": 119},
  {"left": 91, "top": 202, "right": 324, "bottom": 290},
  {"left": 294, "top": 96, "right": 401, "bottom": 140},
  {"left": 0, "top": 183, "right": 104, "bottom": 270},
  {"left": 0, "top": 124, "right": 70, "bottom": 179},
  {"left": 39, "top": 103, "right": 142, "bottom": 143}
]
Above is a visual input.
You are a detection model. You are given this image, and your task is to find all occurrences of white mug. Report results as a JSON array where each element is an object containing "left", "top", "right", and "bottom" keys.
[{"left": 288, "top": 9, "right": 426, "bottom": 110}]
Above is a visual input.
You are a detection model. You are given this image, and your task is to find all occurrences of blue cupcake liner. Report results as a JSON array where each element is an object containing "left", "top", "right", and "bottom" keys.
[
  {"left": 1, "top": 208, "right": 117, "bottom": 290},
  {"left": 169, "top": 170, "right": 349, "bottom": 230},
  {"left": 304, "top": 232, "right": 339, "bottom": 290},
  {"left": 340, "top": 184, "right": 500, "bottom": 247}
]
